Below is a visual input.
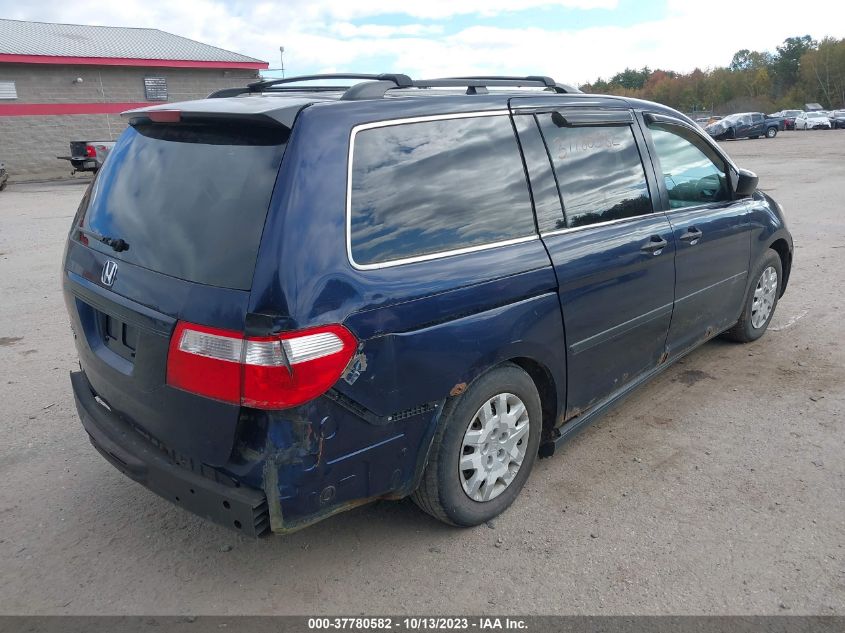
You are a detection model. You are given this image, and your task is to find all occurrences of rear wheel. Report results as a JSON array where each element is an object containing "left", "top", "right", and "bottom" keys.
[
  {"left": 412, "top": 363, "right": 542, "bottom": 526},
  {"left": 766, "top": 127, "right": 778, "bottom": 138},
  {"left": 723, "top": 250, "right": 782, "bottom": 343}
]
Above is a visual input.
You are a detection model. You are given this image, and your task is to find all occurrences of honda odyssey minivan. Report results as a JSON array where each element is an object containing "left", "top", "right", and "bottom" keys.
[{"left": 64, "top": 74, "right": 793, "bottom": 535}]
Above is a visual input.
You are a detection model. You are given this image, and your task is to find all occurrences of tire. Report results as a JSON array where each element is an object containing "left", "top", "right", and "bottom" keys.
[
  {"left": 723, "top": 250, "right": 783, "bottom": 343},
  {"left": 412, "top": 363, "right": 542, "bottom": 526},
  {"left": 728, "top": 128, "right": 736, "bottom": 140},
  {"left": 766, "top": 127, "right": 777, "bottom": 138}
]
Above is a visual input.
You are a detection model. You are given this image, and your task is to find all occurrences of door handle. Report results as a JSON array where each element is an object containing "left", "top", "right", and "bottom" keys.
[
  {"left": 641, "top": 235, "right": 668, "bottom": 255},
  {"left": 679, "top": 227, "right": 703, "bottom": 244}
]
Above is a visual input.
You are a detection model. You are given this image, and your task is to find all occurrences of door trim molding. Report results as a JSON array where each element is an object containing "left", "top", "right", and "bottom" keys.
[
  {"left": 570, "top": 301, "right": 673, "bottom": 355},
  {"left": 674, "top": 271, "right": 747, "bottom": 305}
]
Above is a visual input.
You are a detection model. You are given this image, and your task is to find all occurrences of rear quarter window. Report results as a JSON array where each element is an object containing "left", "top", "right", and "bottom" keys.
[{"left": 349, "top": 114, "right": 535, "bottom": 267}]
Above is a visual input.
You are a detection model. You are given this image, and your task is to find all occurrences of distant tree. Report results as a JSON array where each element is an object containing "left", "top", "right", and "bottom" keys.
[
  {"left": 772, "top": 35, "right": 816, "bottom": 95},
  {"left": 609, "top": 66, "right": 651, "bottom": 90},
  {"left": 730, "top": 49, "right": 771, "bottom": 72},
  {"left": 800, "top": 38, "right": 845, "bottom": 108},
  {"left": 579, "top": 34, "right": 843, "bottom": 114}
]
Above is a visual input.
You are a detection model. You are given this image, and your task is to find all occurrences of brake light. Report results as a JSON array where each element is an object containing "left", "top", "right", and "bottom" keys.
[
  {"left": 84, "top": 145, "right": 96, "bottom": 158},
  {"left": 166, "top": 321, "right": 357, "bottom": 409},
  {"left": 147, "top": 110, "right": 181, "bottom": 123}
]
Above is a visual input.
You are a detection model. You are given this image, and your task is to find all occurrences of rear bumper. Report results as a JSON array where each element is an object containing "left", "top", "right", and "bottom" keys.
[
  {"left": 57, "top": 156, "right": 98, "bottom": 171},
  {"left": 70, "top": 370, "right": 270, "bottom": 536}
]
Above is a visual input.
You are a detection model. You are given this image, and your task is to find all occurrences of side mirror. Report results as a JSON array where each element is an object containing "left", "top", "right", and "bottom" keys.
[{"left": 735, "top": 168, "right": 758, "bottom": 197}]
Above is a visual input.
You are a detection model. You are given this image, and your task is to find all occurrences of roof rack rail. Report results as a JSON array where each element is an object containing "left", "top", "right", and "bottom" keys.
[
  {"left": 208, "top": 73, "right": 413, "bottom": 99},
  {"left": 338, "top": 75, "right": 582, "bottom": 100},
  {"left": 207, "top": 73, "right": 581, "bottom": 101},
  {"left": 448, "top": 75, "right": 582, "bottom": 94}
]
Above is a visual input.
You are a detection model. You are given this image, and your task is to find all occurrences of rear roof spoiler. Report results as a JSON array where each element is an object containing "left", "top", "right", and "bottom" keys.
[{"left": 120, "top": 96, "right": 315, "bottom": 129}]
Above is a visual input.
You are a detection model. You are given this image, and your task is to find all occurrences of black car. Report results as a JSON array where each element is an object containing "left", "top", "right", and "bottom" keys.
[
  {"left": 705, "top": 112, "right": 781, "bottom": 140},
  {"left": 64, "top": 73, "right": 793, "bottom": 535},
  {"left": 830, "top": 110, "right": 845, "bottom": 129}
]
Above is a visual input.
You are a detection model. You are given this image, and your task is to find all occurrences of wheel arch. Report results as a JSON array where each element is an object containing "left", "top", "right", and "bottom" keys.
[
  {"left": 508, "top": 356, "right": 559, "bottom": 445},
  {"left": 768, "top": 238, "right": 792, "bottom": 296},
  {"left": 407, "top": 353, "right": 563, "bottom": 496}
]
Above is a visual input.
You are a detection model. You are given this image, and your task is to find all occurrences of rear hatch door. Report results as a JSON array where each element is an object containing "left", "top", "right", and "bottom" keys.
[{"left": 64, "top": 115, "right": 288, "bottom": 465}]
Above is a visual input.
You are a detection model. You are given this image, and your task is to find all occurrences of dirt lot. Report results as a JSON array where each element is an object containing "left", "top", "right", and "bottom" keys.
[{"left": 0, "top": 130, "right": 843, "bottom": 616}]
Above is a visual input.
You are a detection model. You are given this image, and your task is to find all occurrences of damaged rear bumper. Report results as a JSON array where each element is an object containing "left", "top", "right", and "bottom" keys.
[{"left": 70, "top": 370, "right": 270, "bottom": 536}]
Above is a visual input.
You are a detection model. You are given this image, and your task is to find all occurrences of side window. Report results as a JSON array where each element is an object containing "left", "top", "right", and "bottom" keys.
[
  {"left": 752, "top": 113, "right": 763, "bottom": 123},
  {"left": 647, "top": 122, "right": 730, "bottom": 209},
  {"left": 349, "top": 115, "right": 534, "bottom": 266},
  {"left": 536, "top": 116, "right": 652, "bottom": 228}
]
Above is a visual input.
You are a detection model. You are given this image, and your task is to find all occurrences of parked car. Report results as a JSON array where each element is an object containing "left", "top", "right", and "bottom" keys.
[
  {"left": 705, "top": 112, "right": 781, "bottom": 139},
  {"left": 829, "top": 110, "right": 845, "bottom": 129},
  {"left": 771, "top": 109, "right": 803, "bottom": 130},
  {"left": 63, "top": 73, "right": 793, "bottom": 535},
  {"left": 57, "top": 140, "right": 115, "bottom": 174},
  {"left": 0, "top": 161, "right": 7, "bottom": 191},
  {"left": 795, "top": 111, "right": 832, "bottom": 130}
]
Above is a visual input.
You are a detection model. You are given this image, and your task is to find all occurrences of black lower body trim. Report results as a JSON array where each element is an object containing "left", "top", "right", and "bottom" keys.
[{"left": 70, "top": 370, "right": 269, "bottom": 536}]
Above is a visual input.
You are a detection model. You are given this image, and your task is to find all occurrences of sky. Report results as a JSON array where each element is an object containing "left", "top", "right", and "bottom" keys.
[{"left": 2, "top": 0, "right": 844, "bottom": 85}]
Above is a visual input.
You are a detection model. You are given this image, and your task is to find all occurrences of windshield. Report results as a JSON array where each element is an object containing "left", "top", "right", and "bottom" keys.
[
  {"left": 76, "top": 121, "right": 287, "bottom": 290},
  {"left": 808, "top": 112, "right": 825, "bottom": 118}
]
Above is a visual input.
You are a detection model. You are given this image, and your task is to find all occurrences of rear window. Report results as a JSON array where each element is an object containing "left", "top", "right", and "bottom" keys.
[
  {"left": 77, "top": 121, "right": 287, "bottom": 289},
  {"left": 349, "top": 115, "right": 534, "bottom": 267}
]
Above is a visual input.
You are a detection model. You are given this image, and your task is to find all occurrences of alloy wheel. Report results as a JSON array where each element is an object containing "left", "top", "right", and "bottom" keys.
[{"left": 751, "top": 266, "right": 778, "bottom": 329}]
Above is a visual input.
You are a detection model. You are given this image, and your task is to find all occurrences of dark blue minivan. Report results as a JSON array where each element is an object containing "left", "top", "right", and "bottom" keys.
[{"left": 63, "top": 74, "right": 793, "bottom": 535}]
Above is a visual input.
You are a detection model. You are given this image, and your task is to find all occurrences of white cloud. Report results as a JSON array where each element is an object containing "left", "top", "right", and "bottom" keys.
[
  {"left": 1, "top": 0, "right": 844, "bottom": 85},
  {"left": 330, "top": 23, "right": 445, "bottom": 38}
]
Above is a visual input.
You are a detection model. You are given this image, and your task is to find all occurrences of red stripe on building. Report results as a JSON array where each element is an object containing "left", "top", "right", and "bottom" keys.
[
  {"left": 0, "top": 102, "right": 151, "bottom": 116},
  {"left": 0, "top": 54, "right": 268, "bottom": 69}
]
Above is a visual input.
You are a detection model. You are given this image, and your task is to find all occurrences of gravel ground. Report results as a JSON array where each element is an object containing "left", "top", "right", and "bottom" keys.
[{"left": 0, "top": 130, "right": 842, "bottom": 616}]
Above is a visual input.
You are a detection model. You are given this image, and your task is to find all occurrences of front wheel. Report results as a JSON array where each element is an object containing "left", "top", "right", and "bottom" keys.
[
  {"left": 412, "top": 363, "right": 542, "bottom": 526},
  {"left": 766, "top": 127, "right": 778, "bottom": 138},
  {"left": 723, "top": 250, "right": 782, "bottom": 343}
]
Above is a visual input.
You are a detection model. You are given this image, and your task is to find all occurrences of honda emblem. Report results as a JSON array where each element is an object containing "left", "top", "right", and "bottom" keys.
[{"left": 101, "top": 260, "right": 118, "bottom": 287}]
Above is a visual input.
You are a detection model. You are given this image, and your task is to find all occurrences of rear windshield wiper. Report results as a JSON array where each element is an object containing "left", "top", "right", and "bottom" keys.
[{"left": 76, "top": 226, "right": 130, "bottom": 253}]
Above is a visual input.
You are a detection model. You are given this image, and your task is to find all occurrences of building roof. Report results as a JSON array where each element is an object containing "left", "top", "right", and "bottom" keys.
[{"left": 0, "top": 19, "right": 268, "bottom": 69}]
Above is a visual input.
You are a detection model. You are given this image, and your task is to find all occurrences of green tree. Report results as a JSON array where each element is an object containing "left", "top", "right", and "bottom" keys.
[
  {"left": 772, "top": 35, "right": 816, "bottom": 96},
  {"left": 800, "top": 38, "right": 845, "bottom": 108},
  {"left": 580, "top": 34, "right": 844, "bottom": 114}
]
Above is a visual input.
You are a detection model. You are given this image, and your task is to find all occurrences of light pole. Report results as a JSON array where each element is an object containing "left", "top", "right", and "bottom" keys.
[{"left": 279, "top": 46, "right": 285, "bottom": 79}]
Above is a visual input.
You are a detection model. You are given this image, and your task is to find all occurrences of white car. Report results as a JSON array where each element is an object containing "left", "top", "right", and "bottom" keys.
[{"left": 795, "top": 111, "right": 832, "bottom": 130}]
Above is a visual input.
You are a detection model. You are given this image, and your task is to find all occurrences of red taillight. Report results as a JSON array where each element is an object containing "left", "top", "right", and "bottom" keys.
[
  {"left": 166, "top": 321, "right": 357, "bottom": 409},
  {"left": 84, "top": 145, "right": 96, "bottom": 158}
]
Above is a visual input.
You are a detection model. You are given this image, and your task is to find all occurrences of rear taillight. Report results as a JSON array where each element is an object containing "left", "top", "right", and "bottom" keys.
[
  {"left": 84, "top": 145, "right": 96, "bottom": 158},
  {"left": 166, "top": 321, "right": 357, "bottom": 409}
]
